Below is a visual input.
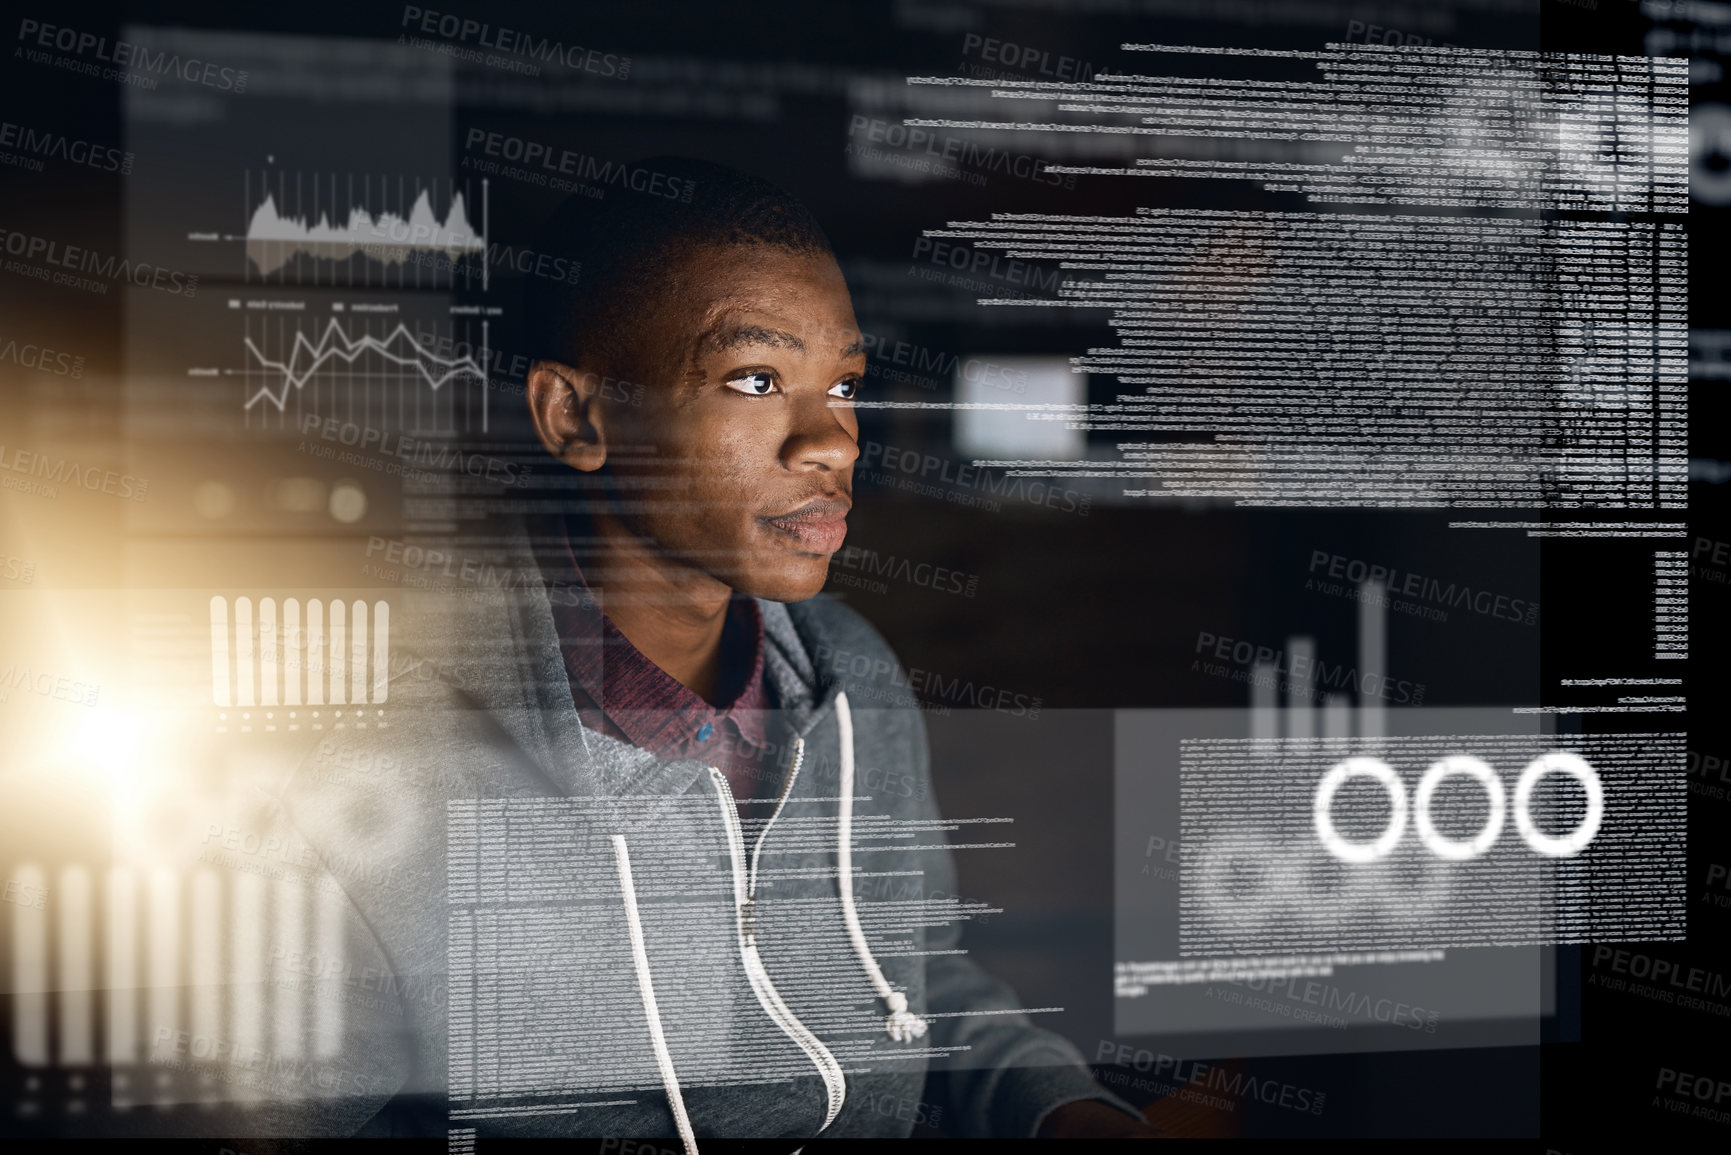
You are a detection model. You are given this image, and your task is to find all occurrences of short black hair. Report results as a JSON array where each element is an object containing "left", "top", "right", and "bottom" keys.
[{"left": 523, "top": 157, "right": 833, "bottom": 372}]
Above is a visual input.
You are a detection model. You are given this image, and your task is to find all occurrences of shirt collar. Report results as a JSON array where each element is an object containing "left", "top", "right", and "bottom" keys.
[{"left": 548, "top": 517, "right": 771, "bottom": 758}]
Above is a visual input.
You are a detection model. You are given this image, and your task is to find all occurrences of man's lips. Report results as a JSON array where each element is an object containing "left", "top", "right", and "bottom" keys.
[{"left": 761, "top": 496, "right": 851, "bottom": 554}]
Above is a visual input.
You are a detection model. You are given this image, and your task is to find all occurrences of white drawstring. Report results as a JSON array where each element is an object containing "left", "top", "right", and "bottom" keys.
[
  {"left": 612, "top": 834, "right": 700, "bottom": 1155},
  {"left": 606, "top": 689, "right": 919, "bottom": 1155},
  {"left": 709, "top": 766, "right": 849, "bottom": 1130},
  {"left": 833, "top": 691, "right": 929, "bottom": 1044}
]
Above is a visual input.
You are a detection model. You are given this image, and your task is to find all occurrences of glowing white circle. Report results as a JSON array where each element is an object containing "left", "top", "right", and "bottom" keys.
[
  {"left": 1314, "top": 758, "right": 1407, "bottom": 864},
  {"left": 1513, "top": 752, "right": 1603, "bottom": 858},
  {"left": 1414, "top": 756, "right": 1506, "bottom": 860}
]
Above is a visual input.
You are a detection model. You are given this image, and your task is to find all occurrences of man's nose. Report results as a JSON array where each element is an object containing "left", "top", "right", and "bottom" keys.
[{"left": 783, "top": 394, "right": 859, "bottom": 472}]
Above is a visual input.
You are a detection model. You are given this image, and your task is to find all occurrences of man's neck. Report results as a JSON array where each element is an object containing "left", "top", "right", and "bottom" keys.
[{"left": 584, "top": 512, "right": 736, "bottom": 704}]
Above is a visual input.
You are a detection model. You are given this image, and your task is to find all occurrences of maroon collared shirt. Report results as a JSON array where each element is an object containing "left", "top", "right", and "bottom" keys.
[{"left": 546, "top": 519, "right": 783, "bottom": 810}]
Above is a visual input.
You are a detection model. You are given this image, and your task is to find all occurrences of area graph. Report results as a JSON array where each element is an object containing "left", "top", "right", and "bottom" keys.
[{"left": 239, "top": 170, "right": 489, "bottom": 289}]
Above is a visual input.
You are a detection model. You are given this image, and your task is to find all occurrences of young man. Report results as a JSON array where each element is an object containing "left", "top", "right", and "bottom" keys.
[{"left": 256, "top": 159, "right": 1154, "bottom": 1144}]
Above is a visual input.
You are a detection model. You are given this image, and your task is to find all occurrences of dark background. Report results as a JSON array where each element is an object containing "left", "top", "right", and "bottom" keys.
[{"left": 0, "top": 0, "right": 1722, "bottom": 1143}]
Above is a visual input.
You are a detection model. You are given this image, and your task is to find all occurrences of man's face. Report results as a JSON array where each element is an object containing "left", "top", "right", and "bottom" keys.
[{"left": 597, "top": 243, "right": 865, "bottom": 602}]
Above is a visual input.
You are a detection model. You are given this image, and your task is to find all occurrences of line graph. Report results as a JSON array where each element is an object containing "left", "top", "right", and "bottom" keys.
[
  {"left": 238, "top": 313, "right": 492, "bottom": 434},
  {"left": 243, "top": 319, "right": 486, "bottom": 408},
  {"left": 241, "top": 170, "right": 489, "bottom": 289}
]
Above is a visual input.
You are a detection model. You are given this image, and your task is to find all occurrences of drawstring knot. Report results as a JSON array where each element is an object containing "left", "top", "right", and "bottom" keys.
[{"left": 883, "top": 991, "right": 928, "bottom": 1042}]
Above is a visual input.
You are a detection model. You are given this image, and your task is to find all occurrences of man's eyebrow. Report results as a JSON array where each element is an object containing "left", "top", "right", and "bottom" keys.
[
  {"left": 701, "top": 323, "right": 805, "bottom": 354},
  {"left": 839, "top": 338, "right": 866, "bottom": 358}
]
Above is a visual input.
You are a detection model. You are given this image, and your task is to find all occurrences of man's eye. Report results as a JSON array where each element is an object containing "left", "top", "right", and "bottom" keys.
[
  {"left": 723, "top": 371, "right": 778, "bottom": 396},
  {"left": 828, "top": 378, "right": 861, "bottom": 400}
]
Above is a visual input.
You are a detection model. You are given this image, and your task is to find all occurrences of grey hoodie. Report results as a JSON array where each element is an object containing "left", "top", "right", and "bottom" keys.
[{"left": 245, "top": 522, "right": 1134, "bottom": 1145}]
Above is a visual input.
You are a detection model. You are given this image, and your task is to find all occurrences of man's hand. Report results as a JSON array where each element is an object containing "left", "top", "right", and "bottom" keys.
[{"left": 1037, "top": 1099, "right": 1169, "bottom": 1138}]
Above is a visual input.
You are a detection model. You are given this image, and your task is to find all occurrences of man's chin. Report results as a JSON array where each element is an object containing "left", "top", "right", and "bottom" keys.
[{"left": 732, "top": 555, "right": 834, "bottom": 604}]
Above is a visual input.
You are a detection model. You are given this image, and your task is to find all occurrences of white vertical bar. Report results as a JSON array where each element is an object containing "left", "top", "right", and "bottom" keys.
[
  {"left": 273, "top": 879, "right": 306, "bottom": 1059},
  {"left": 230, "top": 872, "right": 266, "bottom": 1064},
  {"left": 1359, "top": 580, "right": 1387, "bottom": 741},
  {"left": 328, "top": 599, "right": 347, "bottom": 706},
  {"left": 283, "top": 598, "right": 302, "bottom": 706},
  {"left": 146, "top": 868, "right": 180, "bottom": 1063},
  {"left": 259, "top": 597, "right": 278, "bottom": 708},
  {"left": 236, "top": 597, "right": 256, "bottom": 708},
  {"left": 1322, "top": 693, "right": 1353, "bottom": 741},
  {"left": 106, "top": 867, "right": 138, "bottom": 1063},
  {"left": 1286, "top": 636, "right": 1316, "bottom": 741},
  {"left": 350, "top": 600, "right": 369, "bottom": 705},
  {"left": 57, "top": 865, "right": 94, "bottom": 1065},
  {"left": 10, "top": 862, "right": 49, "bottom": 1066},
  {"left": 307, "top": 599, "right": 325, "bottom": 706},
  {"left": 190, "top": 871, "right": 222, "bottom": 1047},
  {"left": 1249, "top": 661, "right": 1278, "bottom": 741},
  {"left": 313, "top": 885, "right": 345, "bottom": 1058},
  {"left": 209, "top": 596, "right": 231, "bottom": 707},
  {"left": 372, "top": 600, "right": 390, "bottom": 705}
]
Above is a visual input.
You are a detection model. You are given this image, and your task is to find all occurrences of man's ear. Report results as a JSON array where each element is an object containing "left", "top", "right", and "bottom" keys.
[{"left": 527, "top": 359, "right": 609, "bottom": 472}]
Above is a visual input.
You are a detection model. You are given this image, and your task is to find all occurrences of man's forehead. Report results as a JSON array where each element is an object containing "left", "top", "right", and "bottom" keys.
[{"left": 696, "top": 311, "right": 866, "bottom": 359}]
